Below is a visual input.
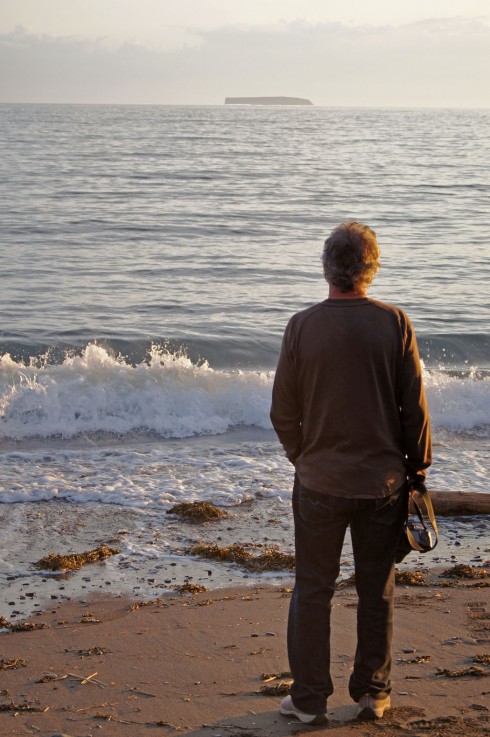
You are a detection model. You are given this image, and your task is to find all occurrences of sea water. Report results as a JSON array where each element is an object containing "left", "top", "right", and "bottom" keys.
[{"left": 0, "top": 104, "right": 488, "bottom": 609}]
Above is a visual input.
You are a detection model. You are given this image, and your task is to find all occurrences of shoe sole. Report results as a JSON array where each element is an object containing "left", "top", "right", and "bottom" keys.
[
  {"left": 357, "top": 703, "right": 390, "bottom": 720},
  {"left": 357, "top": 706, "right": 383, "bottom": 720},
  {"left": 280, "top": 708, "right": 328, "bottom": 725}
]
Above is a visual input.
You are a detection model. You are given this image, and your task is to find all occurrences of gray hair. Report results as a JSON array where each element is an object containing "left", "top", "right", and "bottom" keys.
[{"left": 322, "top": 221, "right": 380, "bottom": 293}]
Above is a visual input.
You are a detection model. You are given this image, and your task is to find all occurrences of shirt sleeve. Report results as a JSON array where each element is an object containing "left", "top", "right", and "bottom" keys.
[
  {"left": 270, "top": 319, "right": 302, "bottom": 464},
  {"left": 399, "top": 318, "right": 432, "bottom": 481}
]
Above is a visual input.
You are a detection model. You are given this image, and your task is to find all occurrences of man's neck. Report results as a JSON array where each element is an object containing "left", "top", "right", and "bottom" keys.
[{"left": 328, "top": 286, "right": 367, "bottom": 300}]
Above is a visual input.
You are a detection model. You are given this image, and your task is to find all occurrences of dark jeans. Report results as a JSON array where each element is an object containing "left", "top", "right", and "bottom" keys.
[{"left": 288, "top": 475, "right": 407, "bottom": 714}]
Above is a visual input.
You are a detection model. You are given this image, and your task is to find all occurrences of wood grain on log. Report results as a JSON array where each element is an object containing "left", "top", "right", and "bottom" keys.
[{"left": 410, "top": 491, "right": 489, "bottom": 516}]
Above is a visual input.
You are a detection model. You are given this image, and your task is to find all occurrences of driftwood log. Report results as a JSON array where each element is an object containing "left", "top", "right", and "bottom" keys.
[{"left": 410, "top": 491, "right": 489, "bottom": 517}]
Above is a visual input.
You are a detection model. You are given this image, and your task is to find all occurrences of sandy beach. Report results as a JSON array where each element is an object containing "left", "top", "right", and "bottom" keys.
[{"left": 1, "top": 569, "right": 489, "bottom": 737}]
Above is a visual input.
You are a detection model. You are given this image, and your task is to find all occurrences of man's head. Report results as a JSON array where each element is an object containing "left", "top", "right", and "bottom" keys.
[{"left": 322, "top": 221, "right": 380, "bottom": 294}]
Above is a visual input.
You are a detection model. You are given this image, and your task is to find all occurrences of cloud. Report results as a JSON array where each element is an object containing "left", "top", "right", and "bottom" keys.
[{"left": 0, "top": 18, "right": 489, "bottom": 106}]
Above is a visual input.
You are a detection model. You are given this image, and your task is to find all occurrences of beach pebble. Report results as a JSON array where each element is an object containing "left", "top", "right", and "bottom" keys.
[{"left": 402, "top": 648, "right": 416, "bottom": 653}]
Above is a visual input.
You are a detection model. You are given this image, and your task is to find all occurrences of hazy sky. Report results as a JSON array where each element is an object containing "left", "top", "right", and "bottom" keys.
[{"left": 1, "top": 0, "right": 489, "bottom": 106}]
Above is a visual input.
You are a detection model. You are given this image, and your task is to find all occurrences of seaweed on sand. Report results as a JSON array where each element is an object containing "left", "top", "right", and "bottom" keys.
[
  {"left": 259, "top": 680, "right": 292, "bottom": 696},
  {"left": 337, "top": 570, "right": 429, "bottom": 589},
  {"left": 336, "top": 573, "right": 356, "bottom": 589},
  {"left": 0, "top": 701, "right": 47, "bottom": 712},
  {"left": 187, "top": 542, "right": 295, "bottom": 572},
  {"left": 0, "top": 658, "right": 27, "bottom": 670},
  {"left": 35, "top": 544, "right": 120, "bottom": 572},
  {"left": 0, "top": 616, "right": 46, "bottom": 632},
  {"left": 441, "top": 564, "right": 488, "bottom": 580},
  {"left": 174, "top": 582, "right": 208, "bottom": 594},
  {"left": 473, "top": 654, "right": 490, "bottom": 665},
  {"left": 395, "top": 570, "right": 429, "bottom": 586},
  {"left": 436, "top": 666, "right": 489, "bottom": 678},
  {"left": 166, "top": 501, "right": 228, "bottom": 521}
]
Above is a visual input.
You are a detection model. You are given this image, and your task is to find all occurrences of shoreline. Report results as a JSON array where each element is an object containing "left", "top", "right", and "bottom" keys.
[
  {"left": 1, "top": 577, "right": 489, "bottom": 736},
  {"left": 1, "top": 497, "right": 489, "bottom": 623}
]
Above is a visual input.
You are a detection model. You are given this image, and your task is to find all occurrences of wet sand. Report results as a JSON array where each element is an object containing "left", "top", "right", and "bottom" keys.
[{"left": 1, "top": 572, "right": 489, "bottom": 737}]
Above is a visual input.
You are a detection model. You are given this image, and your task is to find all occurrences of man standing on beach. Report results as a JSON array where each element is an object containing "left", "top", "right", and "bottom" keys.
[{"left": 270, "top": 221, "right": 431, "bottom": 724}]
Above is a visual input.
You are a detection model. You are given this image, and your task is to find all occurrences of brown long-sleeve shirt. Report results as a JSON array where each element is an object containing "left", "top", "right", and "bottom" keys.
[{"left": 270, "top": 298, "right": 432, "bottom": 498}]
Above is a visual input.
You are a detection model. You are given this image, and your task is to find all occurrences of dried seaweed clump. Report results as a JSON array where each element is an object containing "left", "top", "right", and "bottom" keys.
[
  {"left": 0, "top": 702, "right": 46, "bottom": 713},
  {"left": 78, "top": 647, "right": 110, "bottom": 656},
  {"left": 35, "top": 545, "right": 120, "bottom": 572},
  {"left": 336, "top": 573, "right": 356, "bottom": 589},
  {"left": 0, "top": 616, "right": 46, "bottom": 633},
  {"left": 0, "top": 658, "right": 27, "bottom": 670},
  {"left": 259, "top": 681, "right": 292, "bottom": 696},
  {"left": 395, "top": 570, "right": 428, "bottom": 586},
  {"left": 188, "top": 542, "right": 295, "bottom": 572},
  {"left": 441, "top": 564, "right": 488, "bottom": 580},
  {"left": 436, "top": 666, "right": 488, "bottom": 678},
  {"left": 473, "top": 654, "right": 490, "bottom": 665},
  {"left": 166, "top": 501, "right": 227, "bottom": 521},
  {"left": 174, "top": 582, "right": 208, "bottom": 594}
]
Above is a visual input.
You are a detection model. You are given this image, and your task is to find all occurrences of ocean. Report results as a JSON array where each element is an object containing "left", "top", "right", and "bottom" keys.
[{"left": 0, "top": 104, "right": 488, "bottom": 616}]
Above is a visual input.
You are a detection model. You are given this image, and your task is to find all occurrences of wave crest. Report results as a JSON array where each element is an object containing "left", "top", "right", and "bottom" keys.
[{"left": 0, "top": 344, "right": 272, "bottom": 440}]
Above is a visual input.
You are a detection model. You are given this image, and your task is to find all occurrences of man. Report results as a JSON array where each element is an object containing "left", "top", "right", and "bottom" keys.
[{"left": 270, "top": 221, "right": 431, "bottom": 724}]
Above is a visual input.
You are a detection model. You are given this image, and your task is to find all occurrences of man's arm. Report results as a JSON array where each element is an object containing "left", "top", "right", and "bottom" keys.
[
  {"left": 270, "top": 320, "right": 302, "bottom": 464},
  {"left": 399, "top": 319, "right": 432, "bottom": 482}
]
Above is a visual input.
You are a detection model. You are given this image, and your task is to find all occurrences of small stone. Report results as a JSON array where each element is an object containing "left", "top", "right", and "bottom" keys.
[{"left": 403, "top": 648, "right": 416, "bottom": 653}]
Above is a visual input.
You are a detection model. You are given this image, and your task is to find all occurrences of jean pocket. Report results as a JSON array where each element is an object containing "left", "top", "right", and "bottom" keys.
[
  {"left": 298, "top": 487, "right": 336, "bottom": 524},
  {"left": 371, "top": 490, "right": 407, "bottom": 525}
]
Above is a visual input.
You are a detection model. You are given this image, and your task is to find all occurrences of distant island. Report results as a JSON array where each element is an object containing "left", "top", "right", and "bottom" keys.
[{"left": 225, "top": 96, "right": 313, "bottom": 106}]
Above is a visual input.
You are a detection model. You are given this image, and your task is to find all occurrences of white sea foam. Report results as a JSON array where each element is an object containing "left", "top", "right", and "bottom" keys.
[
  {"left": 0, "top": 435, "right": 293, "bottom": 506},
  {"left": 0, "top": 344, "right": 273, "bottom": 441},
  {"left": 424, "top": 368, "right": 490, "bottom": 433},
  {"left": 1, "top": 345, "right": 489, "bottom": 443}
]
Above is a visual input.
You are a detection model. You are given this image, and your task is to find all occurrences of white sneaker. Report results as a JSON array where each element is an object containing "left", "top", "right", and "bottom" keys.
[
  {"left": 357, "top": 694, "right": 391, "bottom": 720},
  {"left": 279, "top": 695, "right": 327, "bottom": 725}
]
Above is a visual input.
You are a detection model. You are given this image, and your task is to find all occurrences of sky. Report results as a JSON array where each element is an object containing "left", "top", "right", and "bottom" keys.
[{"left": 1, "top": 0, "right": 489, "bottom": 107}]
